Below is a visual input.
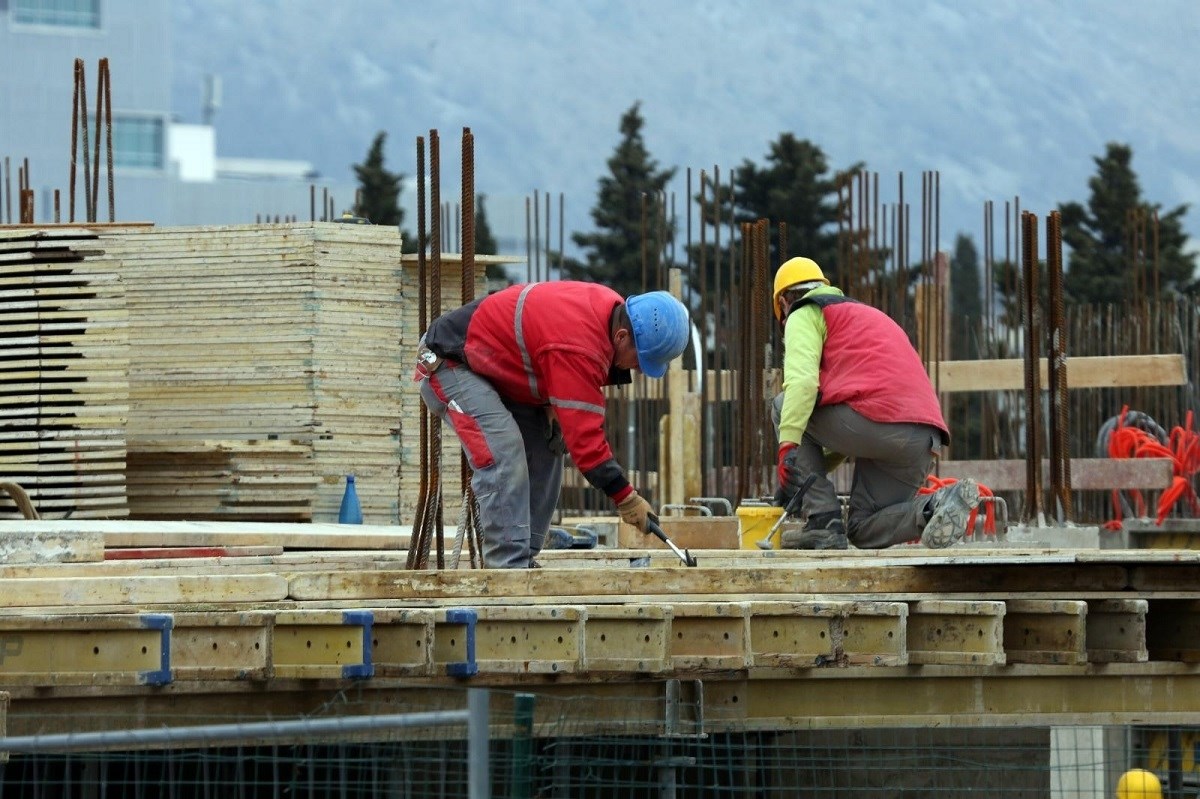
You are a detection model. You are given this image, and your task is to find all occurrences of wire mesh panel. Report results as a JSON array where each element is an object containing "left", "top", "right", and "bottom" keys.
[{"left": 0, "top": 686, "right": 1190, "bottom": 798}]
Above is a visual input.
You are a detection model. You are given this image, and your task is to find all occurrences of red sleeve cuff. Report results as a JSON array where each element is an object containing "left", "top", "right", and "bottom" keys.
[{"left": 610, "top": 484, "right": 634, "bottom": 504}]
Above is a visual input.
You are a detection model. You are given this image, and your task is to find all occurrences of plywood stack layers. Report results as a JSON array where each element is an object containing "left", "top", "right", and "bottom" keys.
[
  {"left": 86, "top": 223, "right": 463, "bottom": 524},
  {"left": 126, "top": 439, "right": 316, "bottom": 521},
  {"left": 0, "top": 228, "right": 130, "bottom": 520}
]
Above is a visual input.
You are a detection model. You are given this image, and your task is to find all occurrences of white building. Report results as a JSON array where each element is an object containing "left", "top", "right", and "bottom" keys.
[{"left": 0, "top": 0, "right": 355, "bottom": 226}]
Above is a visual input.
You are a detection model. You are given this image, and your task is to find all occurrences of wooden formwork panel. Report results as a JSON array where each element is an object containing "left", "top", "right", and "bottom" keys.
[
  {"left": 1003, "top": 600, "right": 1088, "bottom": 665},
  {"left": 470, "top": 606, "right": 585, "bottom": 675},
  {"left": 370, "top": 608, "right": 435, "bottom": 678},
  {"left": 1085, "top": 599, "right": 1148, "bottom": 663},
  {"left": 582, "top": 604, "right": 671, "bottom": 673},
  {"left": 432, "top": 608, "right": 478, "bottom": 678},
  {"left": 749, "top": 600, "right": 907, "bottom": 668},
  {"left": 907, "top": 600, "right": 1006, "bottom": 666},
  {"left": 669, "top": 602, "right": 751, "bottom": 671},
  {"left": 272, "top": 609, "right": 372, "bottom": 680},
  {"left": 171, "top": 611, "right": 271, "bottom": 681},
  {"left": 0, "top": 613, "right": 169, "bottom": 686}
]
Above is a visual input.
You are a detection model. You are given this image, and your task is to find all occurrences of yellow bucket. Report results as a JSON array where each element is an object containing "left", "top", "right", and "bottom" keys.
[{"left": 736, "top": 503, "right": 784, "bottom": 549}]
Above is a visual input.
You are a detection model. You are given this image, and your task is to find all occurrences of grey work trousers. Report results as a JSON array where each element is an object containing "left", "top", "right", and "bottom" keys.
[
  {"left": 772, "top": 394, "right": 941, "bottom": 549},
  {"left": 419, "top": 363, "right": 564, "bottom": 568}
]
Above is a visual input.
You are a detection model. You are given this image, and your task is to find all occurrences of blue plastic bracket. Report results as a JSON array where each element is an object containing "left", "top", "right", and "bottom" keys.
[
  {"left": 139, "top": 614, "right": 173, "bottom": 686},
  {"left": 341, "top": 610, "right": 375, "bottom": 679},
  {"left": 444, "top": 608, "right": 478, "bottom": 678}
]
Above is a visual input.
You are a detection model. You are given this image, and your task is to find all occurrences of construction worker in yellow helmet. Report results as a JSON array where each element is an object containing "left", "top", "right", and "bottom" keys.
[
  {"left": 770, "top": 256, "right": 979, "bottom": 550},
  {"left": 1116, "top": 768, "right": 1162, "bottom": 799}
]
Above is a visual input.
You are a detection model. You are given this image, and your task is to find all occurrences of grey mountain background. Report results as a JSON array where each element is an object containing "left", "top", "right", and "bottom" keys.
[{"left": 172, "top": 0, "right": 1200, "bottom": 265}]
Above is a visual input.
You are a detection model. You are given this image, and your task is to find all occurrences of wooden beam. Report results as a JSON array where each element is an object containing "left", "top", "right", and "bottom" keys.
[
  {"left": 0, "top": 520, "right": 412, "bottom": 550},
  {"left": 935, "top": 458, "right": 1174, "bottom": 491},
  {"left": 928, "top": 354, "right": 1187, "bottom": 393}
]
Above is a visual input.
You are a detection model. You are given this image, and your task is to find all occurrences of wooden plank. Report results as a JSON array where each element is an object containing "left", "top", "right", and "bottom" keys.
[
  {"left": 0, "top": 574, "right": 286, "bottom": 608},
  {"left": 935, "top": 458, "right": 1174, "bottom": 491},
  {"left": 0, "top": 520, "right": 412, "bottom": 550},
  {"left": 928, "top": 354, "right": 1186, "bottom": 392},
  {"left": 288, "top": 562, "right": 1134, "bottom": 602},
  {"left": 104, "top": 545, "right": 285, "bottom": 560}
]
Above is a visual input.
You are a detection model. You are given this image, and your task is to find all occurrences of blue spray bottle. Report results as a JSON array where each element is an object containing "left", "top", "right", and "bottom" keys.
[{"left": 338, "top": 475, "right": 363, "bottom": 524}]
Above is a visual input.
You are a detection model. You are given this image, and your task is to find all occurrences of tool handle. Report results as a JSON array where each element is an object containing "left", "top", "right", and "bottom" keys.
[
  {"left": 783, "top": 474, "right": 817, "bottom": 516},
  {"left": 645, "top": 516, "right": 669, "bottom": 543}
]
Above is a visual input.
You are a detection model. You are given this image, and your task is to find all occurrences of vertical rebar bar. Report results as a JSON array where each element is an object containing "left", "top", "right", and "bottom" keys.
[
  {"left": 1046, "top": 211, "right": 1072, "bottom": 522},
  {"left": 1021, "top": 211, "right": 1044, "bottom": 524}
]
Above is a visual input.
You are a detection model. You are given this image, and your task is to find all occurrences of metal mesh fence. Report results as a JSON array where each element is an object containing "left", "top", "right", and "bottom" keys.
[{"left": 0, "top": 687, "right": 1191, "bottom": 798}]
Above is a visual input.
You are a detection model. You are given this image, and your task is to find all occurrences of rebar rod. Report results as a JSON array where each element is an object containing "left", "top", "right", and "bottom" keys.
[
  {"left": 1021, "top": 211, "right": 1043, "bottom": 524},
  {"left": 1046, "top": 211, "right": 1072, "bottom": 522}
]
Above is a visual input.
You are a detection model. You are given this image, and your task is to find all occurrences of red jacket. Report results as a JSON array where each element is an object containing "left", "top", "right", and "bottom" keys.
[
  {"left": 796, "top": 293, "right": 949, "bottom": 440},
  {"left": 423, "top": 281, "right": 633, "bottom": 499}
]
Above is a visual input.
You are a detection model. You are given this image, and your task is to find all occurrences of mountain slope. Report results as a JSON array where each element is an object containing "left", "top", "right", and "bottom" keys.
[{"left": 171, "top": 0, "right": 1200, "bottom": 259}]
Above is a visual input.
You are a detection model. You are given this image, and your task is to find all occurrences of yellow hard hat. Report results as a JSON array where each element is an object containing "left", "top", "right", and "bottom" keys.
[
  {"left": 773, "top": 257, "right": 829, "bottom": 321},
  {"left": 1116, "top": 769, "right": 1162, "bottom": 799}
]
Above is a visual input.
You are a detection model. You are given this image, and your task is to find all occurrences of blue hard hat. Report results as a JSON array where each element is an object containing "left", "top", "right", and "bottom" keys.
[{"left": 625, "top": 291, "right": 690, "bottom": 379}]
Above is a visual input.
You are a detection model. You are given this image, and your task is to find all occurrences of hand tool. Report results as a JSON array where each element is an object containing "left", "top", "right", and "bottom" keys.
[
  {"left": 756, "top": 474, "right": 817, "bottom": 550},
  {"left": 645, "top": 517, "right": 698, "bottom": 567}
]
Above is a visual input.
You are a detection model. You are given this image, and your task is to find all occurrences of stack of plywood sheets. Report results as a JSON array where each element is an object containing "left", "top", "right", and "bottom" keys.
[
  {"left": 89, "top": 224, "right": 494, "bottom": 525},
  {"left": 126, "top": 439, "right": 316, "bottom": 521},
  {"left": 0, "top": 227, "right": 129, "bottom": 520}
]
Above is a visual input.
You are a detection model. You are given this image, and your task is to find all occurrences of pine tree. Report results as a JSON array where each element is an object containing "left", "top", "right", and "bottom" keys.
[
  {"left": 562, "top": 102, "right": 677, "bottom": 298},
  {"left": 474, "top": 193, "right": 511, "bottom": 287},
  {"left": 691, "top": 134, "right": 852, "bottom": 285},
  {"left": 947, "top": 233, "right": 985, "bottom": 458},
  {"left": 1059, "top": 142, "right": 1196, "bottom": 303},
  {"left": 352, "top": 131, "right": 404, "bottom": 227},
  {"left": 949, "top": 233, "right": 983, "bottom": 360}
]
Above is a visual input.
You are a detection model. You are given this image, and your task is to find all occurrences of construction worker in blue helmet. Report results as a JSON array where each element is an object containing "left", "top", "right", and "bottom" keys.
[{"left": 416, "top": 282, "right": 690, "bottom": 568}]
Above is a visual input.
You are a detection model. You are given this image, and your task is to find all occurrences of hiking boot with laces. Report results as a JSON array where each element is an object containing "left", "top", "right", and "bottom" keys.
[
  {"left": 781, "top": 511, "right": 849, "bottom": 550},
  {"left": 920, "top": 478, "right": 980, "bottom": 548}
]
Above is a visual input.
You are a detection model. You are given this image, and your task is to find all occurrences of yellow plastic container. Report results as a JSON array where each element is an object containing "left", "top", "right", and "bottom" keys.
[{"left": 736, "top": 503, "right": 784, "bottom": 550}]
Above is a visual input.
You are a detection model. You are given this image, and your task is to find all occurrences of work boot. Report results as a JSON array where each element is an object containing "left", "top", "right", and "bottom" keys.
[
  {"left": 920, "top": 478, "right": 980, "bottom": 548},
  {"left": 781, "top": 511, "right": 849, "bottom": 550}
]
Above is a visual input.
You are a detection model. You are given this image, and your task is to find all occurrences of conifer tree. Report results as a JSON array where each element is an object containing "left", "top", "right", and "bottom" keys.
[
  {"left": 949, "top": 233, "right": 983, "bottom": 360},
  {"left": 474, "top": 193, "right": 511, "bottom": 286},
  {"left": 1059, "top": 142, "right": 1196, "bottom": 303},
  {"left": 691, "top": 134, "right": 854, "bottom": 285},
  {"left": 352, "top": 131, "right": 404, "bottom": 227},
  {"left": 947, "top": 233, "right": 985, "bottom": 458},
  {"left": 562, "top": 102, "right": 677, "bottom": 298}
]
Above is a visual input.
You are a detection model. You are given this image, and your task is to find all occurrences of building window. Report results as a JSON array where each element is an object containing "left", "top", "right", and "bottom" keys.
[
  {"left": 11, "top": 0, "right": 101, "bottom": 28},
  {"left": 112, "top": 115, "right": 164, "bottom": 170}
]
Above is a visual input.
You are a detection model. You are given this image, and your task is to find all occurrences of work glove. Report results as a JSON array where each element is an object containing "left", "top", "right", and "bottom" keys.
[
  {"left": 617, "top": 490, "right": 658, "bottom": 534},
  {"left": 544, "top": 407, "right": 567, "bottom": 456},
  {"left": 776, "top": 442, "right": 805, "bottom": 500}
]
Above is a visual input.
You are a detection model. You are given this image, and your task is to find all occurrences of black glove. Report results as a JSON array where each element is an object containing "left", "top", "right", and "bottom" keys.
[{"left": 546, "top": 419, "right": 566, "bottom": 456}]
